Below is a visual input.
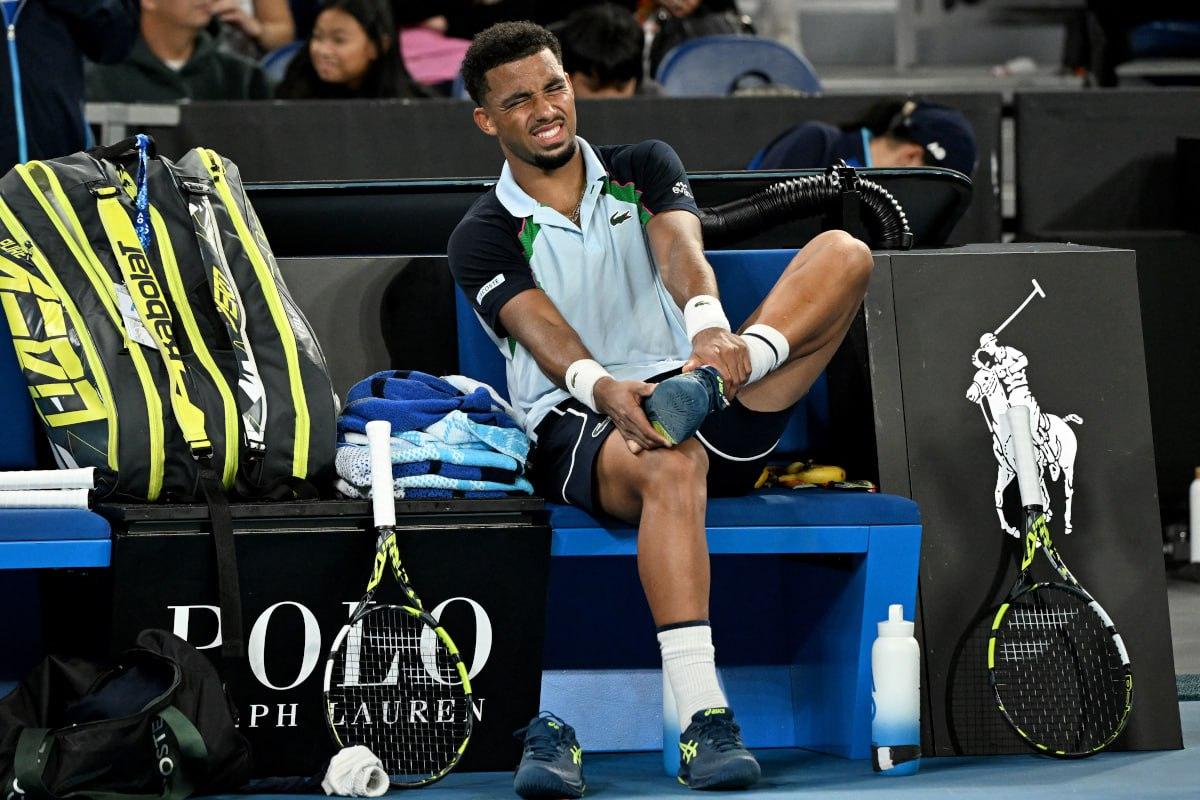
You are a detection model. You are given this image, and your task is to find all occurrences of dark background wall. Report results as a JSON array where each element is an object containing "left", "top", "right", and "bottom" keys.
[
  {"left": 1014, "top": 90, "right": 1200, "bottom": 527},
  {"left": 146, "top": 94, "right": 1001, "bottom": 245}
]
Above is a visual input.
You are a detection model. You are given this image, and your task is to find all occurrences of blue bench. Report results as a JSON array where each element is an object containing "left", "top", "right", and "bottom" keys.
[
  {"left": 0, "top": 321, "right": 111, "bottom": 571},
  {"left": 455, "top": 248, "right": 922, "bottom": 760}
]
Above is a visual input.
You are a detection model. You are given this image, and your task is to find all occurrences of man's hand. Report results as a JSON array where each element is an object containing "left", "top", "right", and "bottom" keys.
[
  {"left": 594, "top": 378, "right": 671, "bottom": 454},
  {"left": 211, "top": 0, "right": 263, "bottom": 41},
  {"left": 682, "top": 328, "right": 750, "bottom": 398}
]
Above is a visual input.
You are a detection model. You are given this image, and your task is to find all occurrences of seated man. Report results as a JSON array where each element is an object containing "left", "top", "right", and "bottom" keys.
[
  {"left": 553, "top": 3, "right": 663, "bottom": 97},
  {"left": 87, "top": 0, "right": 270, "bottom": 103},
  {"left": 752, "top": 98, "right": 977, "bottom": 179},
  {"left": 449, "top": 21, "right": 872, "bottom": 796}
]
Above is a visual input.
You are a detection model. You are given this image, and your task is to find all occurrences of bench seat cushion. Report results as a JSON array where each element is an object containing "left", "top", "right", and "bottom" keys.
[
  {"left": 0, "top": 509, "right": 111, "bottom": 542},
  {"left": 548, "top": 488, "right": 919, "bottom": 530}
]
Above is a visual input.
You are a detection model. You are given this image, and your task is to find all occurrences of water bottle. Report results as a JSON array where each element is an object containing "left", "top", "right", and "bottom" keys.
[
  {"left": 662, "top": 670, "right": 680, "bottom": 776},
  {"left": 871, "top": 604, "right": 920, "bottom": 777},
  {"left": 1190, "top": 468, "right": 1200, "bottom": 564}
]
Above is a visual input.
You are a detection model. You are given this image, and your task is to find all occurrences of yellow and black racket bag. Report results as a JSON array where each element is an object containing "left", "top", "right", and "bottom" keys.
[{"left": 0, "top": 136, "right": 336, "bottom": 502}]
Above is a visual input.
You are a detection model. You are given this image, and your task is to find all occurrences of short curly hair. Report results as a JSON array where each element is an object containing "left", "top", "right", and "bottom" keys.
[{"left": 461, "top": 21, "right": 563, "bottom": 106}]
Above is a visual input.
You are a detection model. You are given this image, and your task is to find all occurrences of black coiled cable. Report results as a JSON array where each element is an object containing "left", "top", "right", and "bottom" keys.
[{"left": 697, "top": 165, "right": 914, "bottom": 250}]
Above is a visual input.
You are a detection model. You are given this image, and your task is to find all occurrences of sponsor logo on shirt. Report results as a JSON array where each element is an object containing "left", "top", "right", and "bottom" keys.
[
  {"left": 610, "top": 210, "right": 632, "bottom": 226},
  {"left": 672, "top": 180, "right": 693, "bottom": 199},
  {"left": 926, "top": 141, "right": 946, "bottom": 161},
  {"left": 476, "top": 273, "right": 505, "bottom": 305}
]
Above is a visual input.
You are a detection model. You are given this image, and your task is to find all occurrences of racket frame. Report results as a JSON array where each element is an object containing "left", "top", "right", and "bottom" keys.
[
  {"left": 986, "top": 406, "right": 1132, "bottom": 757},
  {"left": 322, "top": 420, "right": 473, "bottom": 787}
]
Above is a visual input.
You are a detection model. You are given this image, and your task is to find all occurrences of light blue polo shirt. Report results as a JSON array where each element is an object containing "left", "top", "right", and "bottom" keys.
[{"left": 448, "top": 137, "right": 701, "bottom": 437}]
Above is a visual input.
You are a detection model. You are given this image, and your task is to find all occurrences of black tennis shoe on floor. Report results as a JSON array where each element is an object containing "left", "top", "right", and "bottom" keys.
[
  {"left": 677, "top": 707, "right": 761, "bottom": 790},
  {"left": 644, "top": 366, "right": 728, "bottom": 446},
  {"left": 513, "top": 712, "right": 586, "bottom": 799}
]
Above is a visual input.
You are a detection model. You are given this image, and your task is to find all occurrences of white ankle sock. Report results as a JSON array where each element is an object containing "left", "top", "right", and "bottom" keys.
[
  {"left": 657, "top": 622, "right": 728, "bottom": 730},
  {"left": 741, "top": 324, "right": 790, "bottom": 384}
]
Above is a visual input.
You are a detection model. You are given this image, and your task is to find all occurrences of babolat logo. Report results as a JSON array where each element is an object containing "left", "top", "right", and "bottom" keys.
[
  {"left": 6, "top": 777, "right": 25, "bottom": 800},
  {"left": 117, "top": 242, "right": 180, "bottom": 360}
]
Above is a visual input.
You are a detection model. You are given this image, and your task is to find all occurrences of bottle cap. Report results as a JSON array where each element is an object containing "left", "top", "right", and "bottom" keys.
[{"left": 878, "top": 603, "right": 914, "bottom": 638}]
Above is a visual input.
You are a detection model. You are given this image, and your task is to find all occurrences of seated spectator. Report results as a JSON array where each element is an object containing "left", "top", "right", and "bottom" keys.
[
  {"left": 211, "top": 0, "right": 295, "bottom": 57},
  {"left": 87, "top": 0, "right": 270, "bottom": 103},
  {"left": 276, "top": 0, "right": 428, "bottom": 99},
  {"left": 752, "top": 99, "right": 978, "bottom": 178},
  {"left": 555, "top": 3, "right": 662, "bottom": 97}
]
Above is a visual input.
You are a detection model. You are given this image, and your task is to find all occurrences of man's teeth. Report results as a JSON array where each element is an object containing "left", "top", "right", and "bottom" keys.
[{"left": 536, "top": 125, "right": 561, "bottom": 140}]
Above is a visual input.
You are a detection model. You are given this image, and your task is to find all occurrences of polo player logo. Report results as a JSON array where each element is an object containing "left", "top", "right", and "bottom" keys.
[{"left": 964, "top": 279, "right": 1082, "bottom": 537}]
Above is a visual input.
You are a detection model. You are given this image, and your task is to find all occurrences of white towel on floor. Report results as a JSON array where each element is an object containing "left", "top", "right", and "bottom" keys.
[{"left": 321, "top": 746, "right": 389, "bottom": 797}]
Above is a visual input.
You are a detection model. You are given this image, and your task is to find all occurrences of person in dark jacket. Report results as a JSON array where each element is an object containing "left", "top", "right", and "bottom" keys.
[
  {"left": 751, "top": 98, "right": 978, "bottom": 179},
  {"left": 86, "top": 0, "right": 270, "bottom": 104},
  {"left": 1, "top": 0, "right": 139, "bottom": 172},
  {"left": 276, "top": 0, "right": 427, "bottom": 100}
]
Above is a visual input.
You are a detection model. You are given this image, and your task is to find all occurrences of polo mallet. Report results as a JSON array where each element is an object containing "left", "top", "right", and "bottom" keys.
[{"left": 993, "top": 279, "right": 1045, "bottom": 336}]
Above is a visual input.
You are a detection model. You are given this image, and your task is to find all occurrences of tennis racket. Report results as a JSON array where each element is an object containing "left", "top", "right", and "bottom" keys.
[
  {"left": 323, "top": 419, "right": 473, "bottom": 787},
  {"left": 987, "top": 405, "right": 1132, "bottom": 757}
]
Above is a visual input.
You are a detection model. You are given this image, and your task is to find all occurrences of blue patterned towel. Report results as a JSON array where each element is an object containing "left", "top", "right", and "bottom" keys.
[{"left": 339, "top": 370, "right": 520, "bottom": 434}]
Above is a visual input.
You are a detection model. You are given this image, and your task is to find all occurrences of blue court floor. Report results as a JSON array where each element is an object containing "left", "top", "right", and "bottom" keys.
[{"left": 213, "top": 702, "right": 1199, "bottom": 799}]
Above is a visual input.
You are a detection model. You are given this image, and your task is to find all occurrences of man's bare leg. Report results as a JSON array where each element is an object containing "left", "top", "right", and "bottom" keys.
[{"left": 737, "top": 229, "right": 874, "bottom": 413}]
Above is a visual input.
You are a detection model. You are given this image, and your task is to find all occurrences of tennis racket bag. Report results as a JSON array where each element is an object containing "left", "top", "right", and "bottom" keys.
[
  {"left": 0, "top": 135, "right": 336, "bottom": 503},
  {"left": 0, "top": 629, "right": 252, "bottom": 800}
]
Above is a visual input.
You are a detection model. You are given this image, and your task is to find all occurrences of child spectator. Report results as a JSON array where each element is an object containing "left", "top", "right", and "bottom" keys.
[{"left": 275, "top": 0, "right": 427, "bottom": 99}]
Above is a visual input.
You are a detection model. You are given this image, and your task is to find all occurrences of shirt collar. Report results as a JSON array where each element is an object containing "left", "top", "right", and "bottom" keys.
[{"left": 495, "top": 135, "right": 607, "bottom": 221}]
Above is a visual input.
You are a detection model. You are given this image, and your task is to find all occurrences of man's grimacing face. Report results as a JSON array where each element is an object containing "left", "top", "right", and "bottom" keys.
[{"left": 475, "top": 49, "right": 579, "bottom": 171}]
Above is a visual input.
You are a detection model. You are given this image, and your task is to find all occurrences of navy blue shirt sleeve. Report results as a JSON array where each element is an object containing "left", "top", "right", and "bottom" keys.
[
  {"left": 447, "top": 199, "right": 538, "bottom": 339},
  {"left": 601, "top": 140, "right": 699, "bottom": 218}
]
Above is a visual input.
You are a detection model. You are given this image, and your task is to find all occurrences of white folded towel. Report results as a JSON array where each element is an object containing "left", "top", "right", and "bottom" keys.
[
  {"left": 321, "top": 746, "right": 389, "bottom": 797},
  {"left": 0, "top": 468, "right": 94, "bottom": 491},
  {"left": 0, "top": 488, "right": 90, "bottom": 509}
]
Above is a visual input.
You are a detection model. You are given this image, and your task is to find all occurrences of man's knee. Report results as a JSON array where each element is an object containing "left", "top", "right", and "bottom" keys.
[{"left": 635, "top": 441, "right": 709, "bottom": 497}]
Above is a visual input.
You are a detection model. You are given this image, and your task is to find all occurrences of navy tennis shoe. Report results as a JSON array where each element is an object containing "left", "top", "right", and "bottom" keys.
[
  {"left": 644, "top": 366, "right": 728, "bottom": 446},
  {"left": 677, "top": 707, "right": 761, "bottom": 790},
  {"left": 513, "top": 712, "right": 586, "bottom": 799}
]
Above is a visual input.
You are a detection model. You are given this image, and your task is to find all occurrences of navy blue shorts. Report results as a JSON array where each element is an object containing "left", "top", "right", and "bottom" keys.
[{"left": 530, "top": 372, "right": 792, "bottom": 515}]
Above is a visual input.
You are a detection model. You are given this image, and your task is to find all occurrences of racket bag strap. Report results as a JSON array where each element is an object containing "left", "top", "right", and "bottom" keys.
[
  {"left": 197, "top": 458, "right": 245, "bottom": 674},
  {"left": 14, "top": 707, "right": 206, "bottom": 800}
]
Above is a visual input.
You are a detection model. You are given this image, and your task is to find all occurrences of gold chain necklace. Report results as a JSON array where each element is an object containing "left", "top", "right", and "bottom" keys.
[{"left": 568, "top": 180, "right": 587, "bottom": 225}]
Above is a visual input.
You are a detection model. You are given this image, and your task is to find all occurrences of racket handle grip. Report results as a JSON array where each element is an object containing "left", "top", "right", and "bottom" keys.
[
  {"left": 365, "top": 419, "right": 396, "bottom": 527},
  {"left": 1005, "top": 405, "right": 1041, "bottom": 509}
]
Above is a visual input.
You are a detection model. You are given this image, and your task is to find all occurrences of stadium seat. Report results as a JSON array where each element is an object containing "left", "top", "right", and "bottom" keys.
[
  {"left": 260, "top": 40, "right": 304, "bottom": 84},
  {"left": 654, "top": 35, "right": 822, "bottom": 97}
]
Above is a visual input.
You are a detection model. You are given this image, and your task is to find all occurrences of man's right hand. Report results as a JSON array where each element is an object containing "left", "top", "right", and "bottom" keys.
[{"left": 593, "top": 378, "right": 671, "bottom": 454}]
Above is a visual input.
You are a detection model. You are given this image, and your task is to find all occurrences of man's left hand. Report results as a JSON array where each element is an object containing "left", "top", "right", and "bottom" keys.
[{"left": 683, "top": 328, "right": 750, "bottom": 398}]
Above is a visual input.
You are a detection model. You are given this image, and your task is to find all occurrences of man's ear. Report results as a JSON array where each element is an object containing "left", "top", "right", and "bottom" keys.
[
  {"left": 473, "top": 106, "right": 497, "bottom": 138},
  {"left": 900, "top": 142, "right": 925, "bottom": 167}
]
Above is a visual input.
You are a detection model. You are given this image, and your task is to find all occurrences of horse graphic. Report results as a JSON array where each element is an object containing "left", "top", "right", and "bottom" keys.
[{"left": 966, "top": 365, "right": 1082, "bottom": 537}]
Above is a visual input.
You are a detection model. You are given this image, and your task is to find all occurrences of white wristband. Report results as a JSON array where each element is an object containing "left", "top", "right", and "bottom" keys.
[
  {"left": 684, "top": 295, "right": 731, "bottom": 342},
  {"left": 565, "top": 358, "right": 611, "bottom": 413}
]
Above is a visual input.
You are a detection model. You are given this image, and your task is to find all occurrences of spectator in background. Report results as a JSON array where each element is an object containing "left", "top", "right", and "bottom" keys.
[
  {"left": 87, "top": 0, "right": 270, "bottom": 102},
  {"left": 2, "top": 0, "right": 139, "bottom": 172},
  {"left": 554, "top": 3, "right": 662, "bottom": 97},
  {"left": 752, "top": 99, "right": 978, "bottom": 178},
  {"left": 211, "top": 0, "right": 294, "bottom": 57},
  {"left": 276, "top": 0, "right": 427, "bottom": 99}
]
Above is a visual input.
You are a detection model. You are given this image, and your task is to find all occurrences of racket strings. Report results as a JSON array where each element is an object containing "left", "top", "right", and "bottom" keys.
[
  {"left": 993, "top": 587, "right": 1128, "bottom": 753},
  {"left": 327, "top": 606, "right": 470, "bottom": 783}
]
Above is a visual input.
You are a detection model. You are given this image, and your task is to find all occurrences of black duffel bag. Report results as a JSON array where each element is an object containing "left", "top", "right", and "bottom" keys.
[{"left": 0, "top": 630, "right": 251, "bottom": 800}]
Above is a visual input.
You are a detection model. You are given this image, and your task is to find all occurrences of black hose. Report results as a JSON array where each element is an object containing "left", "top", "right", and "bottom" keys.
[{"left": 697, "top": 165, "right": 914, "bottom": 250}]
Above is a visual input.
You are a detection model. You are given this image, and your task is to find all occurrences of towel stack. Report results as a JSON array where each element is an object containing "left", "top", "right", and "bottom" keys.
[
  {"left": 335, "top": 371, "right": 534, "bottom": 500},
  {"left": 0, "top": 468, "right": 94, "bottom": 508}
]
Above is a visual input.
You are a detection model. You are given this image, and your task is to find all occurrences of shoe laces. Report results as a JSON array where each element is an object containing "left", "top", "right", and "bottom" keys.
[
  {"left": 514, "top": 712, "right": 572, "bottom": 763},
  {"left": 691, "top": 714, "right": 745, "bottom": 753}
]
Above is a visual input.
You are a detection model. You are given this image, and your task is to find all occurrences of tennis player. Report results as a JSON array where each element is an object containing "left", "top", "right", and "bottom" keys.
[{"left": 448, "top": 21, "right": 874, "bottom": 795}]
